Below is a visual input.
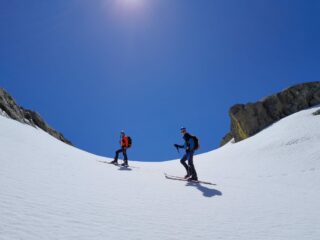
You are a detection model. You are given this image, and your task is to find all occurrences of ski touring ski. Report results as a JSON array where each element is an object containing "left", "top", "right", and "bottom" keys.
[
  {"left": 97, "top": 160, "right": 138, "bottom": 169},
  {"left": 164, "top": 173, "right": 216, "bottom": 186}
]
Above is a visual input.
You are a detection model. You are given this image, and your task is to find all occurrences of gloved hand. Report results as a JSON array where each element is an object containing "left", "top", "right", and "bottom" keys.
[{"left": 174, "top": 144, "right": 179, "bottom": 148}]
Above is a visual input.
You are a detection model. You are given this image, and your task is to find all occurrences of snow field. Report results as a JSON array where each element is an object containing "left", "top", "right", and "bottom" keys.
[{"left": 0, "top": 106, "right": 320, "bottom": 240}]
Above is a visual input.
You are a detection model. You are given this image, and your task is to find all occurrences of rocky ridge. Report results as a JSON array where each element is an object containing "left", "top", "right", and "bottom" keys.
[
  {"left": 221, "top": 82, "right": 320, "bottom": 146},
  {"left": 0, "top": 88, "right": 72, "bottom": 145}
]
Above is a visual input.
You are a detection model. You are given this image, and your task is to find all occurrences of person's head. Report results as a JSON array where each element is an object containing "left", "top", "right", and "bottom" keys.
[
  {"left": 120, "top": 130, "right": 125, "bottom": 137},
  {"left": 180, "top": 127, "right": 187, "bottom": 135}
]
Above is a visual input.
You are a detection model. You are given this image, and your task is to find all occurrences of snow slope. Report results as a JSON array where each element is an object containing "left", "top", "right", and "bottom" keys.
[{"left": 0, "top": 106, "right": 320, "bottom": 240}]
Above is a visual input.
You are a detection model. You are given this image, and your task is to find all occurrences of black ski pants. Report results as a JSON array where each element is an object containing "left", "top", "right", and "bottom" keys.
[
  {"left": 114, "top": 148, "right": 128, "bottom": 163},
  {"left": 180, "top": 150, "right": 198, "bottom": 179}
]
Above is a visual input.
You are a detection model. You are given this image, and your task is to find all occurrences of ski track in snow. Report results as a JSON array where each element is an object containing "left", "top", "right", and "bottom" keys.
[{"left": 0, "top": 107, "right": 320, "bottom": 240}]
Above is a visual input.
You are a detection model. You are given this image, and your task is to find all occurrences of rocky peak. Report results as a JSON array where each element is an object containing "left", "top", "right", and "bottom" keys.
[
  {"left": 0, "top": 88, "right": 72, "bottom": 145},
  {"left": 221, "top": 82, "right": 320, "bottom": 146}
]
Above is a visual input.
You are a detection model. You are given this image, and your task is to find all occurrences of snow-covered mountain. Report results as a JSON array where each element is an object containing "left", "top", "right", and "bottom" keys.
[{"left": 0, "top": 106, "right": 320, "bottom": 240}]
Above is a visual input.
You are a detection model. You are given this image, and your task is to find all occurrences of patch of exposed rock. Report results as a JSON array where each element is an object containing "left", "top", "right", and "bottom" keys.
[
  {"left": 221, "top": 82, "right": 320, "bottom": 146},
  {"left": 0, "top": 88, "right": 72, "bottom": 145},
  {"left": 312, "top": 109, "right": 320, "bottom": 116}
]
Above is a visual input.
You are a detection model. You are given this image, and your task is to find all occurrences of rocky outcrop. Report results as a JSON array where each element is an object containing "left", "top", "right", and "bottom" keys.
[
  {"left": 220, "top": 132, "right": 233, "bottom": 146},
  {"left": 0, "top": 88, "right": 72, "bottom": 145},
  {"left": 313, "top": 109, "right": 320, "bottom": 116},
  {"left": 221, "top": 82, "right": 320, "bottom": 146}
]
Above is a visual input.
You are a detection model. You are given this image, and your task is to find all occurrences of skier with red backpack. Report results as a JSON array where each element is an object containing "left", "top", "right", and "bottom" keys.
[
  {"left": 110, "top": 130, "right": 132, "bottom": 167},
  {"left": 174, "top": 127, "right": 199, "bottom": 181}
]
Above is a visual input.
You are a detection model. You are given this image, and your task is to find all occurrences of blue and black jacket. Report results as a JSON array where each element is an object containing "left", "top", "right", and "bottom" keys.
[{"left": 176, "top": 133, "right": 195, "bottom": 152}]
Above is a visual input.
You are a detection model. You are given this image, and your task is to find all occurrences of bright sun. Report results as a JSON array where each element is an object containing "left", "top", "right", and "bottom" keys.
[
  {"left": 109, "top": 0, "right": 146, "bottom": 17},
  {"left": 123, "top": 0, "right": 144, "bottom": 7}
]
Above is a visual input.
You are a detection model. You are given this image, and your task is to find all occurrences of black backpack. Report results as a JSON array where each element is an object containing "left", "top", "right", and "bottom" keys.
[
  {"left": 192, "top": 135, "right": 200, "bottom": 150},
  {"left": 127, "top": 136, "right": 132, "bottom": 148}
]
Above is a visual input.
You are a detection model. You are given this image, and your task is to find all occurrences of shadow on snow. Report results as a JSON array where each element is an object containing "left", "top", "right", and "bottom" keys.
[
  {"left": 118, "top": 166, "right": 132, "bottom": 171},
  {"left": 186, "top": 182, "right": 222, "bottom": 198}
]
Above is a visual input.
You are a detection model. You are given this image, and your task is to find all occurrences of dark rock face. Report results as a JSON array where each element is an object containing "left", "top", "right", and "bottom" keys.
[
  {"left": 220, "top": 132, "right": 233, "bottom": 146},
  {"left": 313, "top": 109, "right": 320, "bottom": 116},
  {"left": 221, "top": 82, "right": 320, "bottom": 146},
  {"left": 0, "top": 88, "right": 72, "bottom": 145}
]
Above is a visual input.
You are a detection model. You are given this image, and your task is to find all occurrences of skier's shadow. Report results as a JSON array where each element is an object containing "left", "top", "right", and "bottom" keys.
[
  {"left": 118, "top": 166, "right": 132, "bottom": 171},
  {"left": 186, "top": 182, "right": 222, "bottom": 198}
]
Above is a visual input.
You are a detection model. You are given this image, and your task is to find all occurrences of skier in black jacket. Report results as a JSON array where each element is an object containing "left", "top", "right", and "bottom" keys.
[{"left": 174, "top": 127, "right": 198, "bottom": 181}]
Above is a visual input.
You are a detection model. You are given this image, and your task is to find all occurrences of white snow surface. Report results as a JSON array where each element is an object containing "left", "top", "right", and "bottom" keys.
[{"left": 1, "top": 106, "right": 320, "bottom": 240}]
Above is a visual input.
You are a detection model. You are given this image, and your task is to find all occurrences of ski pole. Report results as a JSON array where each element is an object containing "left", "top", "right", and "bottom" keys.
[{"left": 176, "top": 146, "right": 180, "bottom": 153}]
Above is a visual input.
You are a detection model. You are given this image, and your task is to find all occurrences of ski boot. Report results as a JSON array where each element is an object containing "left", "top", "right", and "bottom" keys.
[
  {"left": 188, "top": 176, "right": 198, "bottom": 181},
  {"left": 121, "top": 161, "right": 129, "bottom": 167}
]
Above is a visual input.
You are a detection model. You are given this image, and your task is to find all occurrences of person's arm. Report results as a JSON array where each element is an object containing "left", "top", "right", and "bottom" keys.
[
  {"left": 188, "top": 137, "right": 195, "bottom": 151},
  {"left": 123, "top": 136, "right": 129, "bottom": 148},
  {"left": 120, "top": 137, "right": 125, "bottom": 147},
  {"left": 184, "top": 134, "right": 191, "bottom": 151},
  {"left": 174, "top": 144, "right": 184, "bottom": 149}
]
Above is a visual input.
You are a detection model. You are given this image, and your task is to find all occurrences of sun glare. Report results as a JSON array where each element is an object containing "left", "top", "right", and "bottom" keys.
[
  {"left": 106, "top": 0, "right": 148, "bottom": 21},
  {"left": 106, "top": 0, "right": 145, "bottom": 8},
  {"left": 122, "top": 0, "right": 144, "bottom": 7},
  {"left": 124, "top": 0, "right": 138, "bottom": 3}
]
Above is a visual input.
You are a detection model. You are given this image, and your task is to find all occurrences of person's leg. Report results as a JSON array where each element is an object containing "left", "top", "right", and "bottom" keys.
[
  {"left": 180, "top": 154, "right": 190, "bottom": 178},
  {"left": 188, "top": 151, "right": 198, "bottom": 180},
  {"left": 112, "top": 149, "right": 123, "bottom": 164},
  {"left": 122, "top": 148, "right": 128, "bottom": 166}
]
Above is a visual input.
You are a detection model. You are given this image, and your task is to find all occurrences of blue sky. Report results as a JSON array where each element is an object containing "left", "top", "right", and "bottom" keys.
[{"left": 1, "top": 0, "right": 320, "bottom": 161}]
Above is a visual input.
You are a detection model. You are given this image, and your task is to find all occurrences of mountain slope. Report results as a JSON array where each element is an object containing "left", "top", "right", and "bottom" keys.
[
  {"left": 0, "top": 106, "right": 320, "bottom": 240},
  {"left": 0, "top": 88, "right": 72, "bottom": 145}
]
